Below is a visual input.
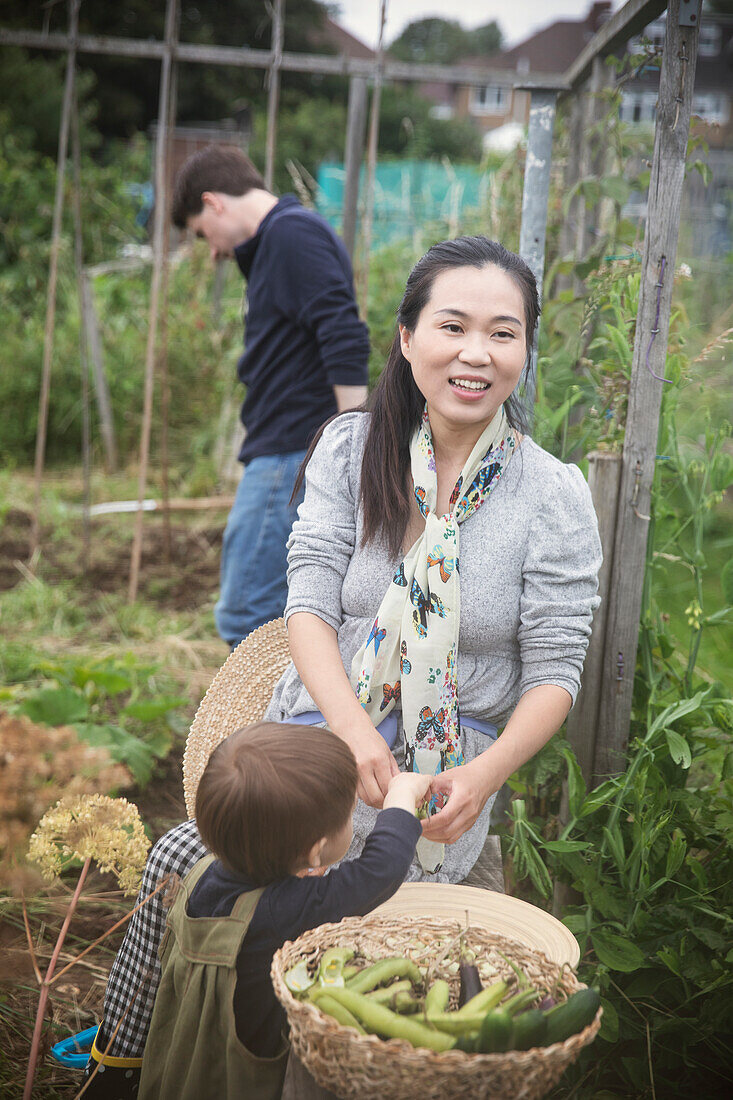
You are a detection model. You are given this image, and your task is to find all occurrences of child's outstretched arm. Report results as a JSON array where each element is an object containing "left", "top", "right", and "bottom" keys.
[{"left": 383, "top": 772, "right": 432, "bottom": 815}]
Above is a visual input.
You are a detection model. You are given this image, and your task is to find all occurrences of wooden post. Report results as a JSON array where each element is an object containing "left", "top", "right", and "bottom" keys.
[
  {"left": 70, "top": 81, "right": 91, "bottom": 569},
  {"left": 554, "top": 451, "right": 621, "bottom": 916},
  {"left": 517, "top": 87, "right": 558, "bottom": 420},
  {"left": 158, "top": 57, "right": 178, "bottom": 563},
  {"left": 264, "top": 0, "right": 284, "bottom": 192},
  {"left": 30, "top": 0, "right": 80, "bottom": 557},
  {"left": 594, "top": 0, "right": 700, "bottom": 780},
  {"left": 357, "top": 0, "right": 387, "bottom": 319},
  {"left": 128, "top": 0, "right": 179, "bottom": 602},
  {"left": 565, "top": 452, "right": 623, "bottom": 782},
  {"left": 81, "top": 272, "right": 117, "bottom": 472},
  {"left": 342, "top": 75, "right": 368, "bottom": 259}
]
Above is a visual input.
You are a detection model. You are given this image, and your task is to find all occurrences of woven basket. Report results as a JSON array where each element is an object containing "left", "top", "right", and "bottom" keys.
[{"left": 271, "top": 914, "right": 601, "bottom": 1100}]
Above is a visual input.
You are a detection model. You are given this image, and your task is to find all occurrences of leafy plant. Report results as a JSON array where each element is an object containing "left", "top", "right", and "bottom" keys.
[{"left": 7, "top": 656, "right": 186, "bottom": 786}]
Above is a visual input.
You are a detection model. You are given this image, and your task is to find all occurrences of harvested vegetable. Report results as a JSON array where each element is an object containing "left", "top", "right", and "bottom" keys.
[
  {"left": 311, "top": 987, "right": 455, "bottom": 1052},
  {"left": 424, "top": 979, "right": 450, "bottom": 1016},
  {"left": 477, "top": 1007, "right": 513, "bottom": 1054},
  {"left": 511, "top": 1009, "right": 548, "bottom": 1051},
  {"left": 366, "top": 979, "right": 413, "bottom": 1005},
  {"left": 452, "top": 978, "right": 509, "bottom": 1018},
  {"left": 318, "top": 947, "right": 354, "bottom": 988},
  {"left": 346, "top": 956, "right": 422, "bottom": 994},
  {"left": 458, "top": 947, "right": 481, "bottom": 1007},
  {"left": 284, "top": 959, "right": 315, "bottom": 994},
  {"left": 316, "top": 993, "right": 366, "bottom": 1033},
  {"left": 544, "top": 988, "right": 601, "bottom": 1045},
  {"left": 392, "top": 990, "right": 421, "bottom": 1014}
]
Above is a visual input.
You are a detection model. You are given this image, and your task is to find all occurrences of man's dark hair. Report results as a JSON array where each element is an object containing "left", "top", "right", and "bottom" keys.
[
  {"left": 171, "top": 145, "right": 267, "bottom": 228},
  {"left": 195, "top": 722, "right": 358, "bottom": 883}
]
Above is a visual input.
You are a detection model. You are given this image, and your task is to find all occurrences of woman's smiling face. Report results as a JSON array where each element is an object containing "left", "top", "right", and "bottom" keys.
[{"left": 399, "top": 264, "right": 528, "bottom": 436}]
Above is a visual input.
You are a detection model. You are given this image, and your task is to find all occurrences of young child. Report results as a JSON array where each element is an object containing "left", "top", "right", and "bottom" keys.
[{"left": 136, "top": 721, "right": 431, "bottom": 1100}]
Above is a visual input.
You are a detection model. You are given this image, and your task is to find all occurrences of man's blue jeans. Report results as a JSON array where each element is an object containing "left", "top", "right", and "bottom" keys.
[{"left": 214, "top": 450, "right": 306, "bottom": 648}]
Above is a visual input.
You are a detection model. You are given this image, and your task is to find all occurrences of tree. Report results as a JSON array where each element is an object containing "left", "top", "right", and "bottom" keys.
[
  {"left": 388, "top": 16, "right": 502, "bottom": 65},
  {"left": 0, "top": 0, "right": 338, "bottom": 141}
]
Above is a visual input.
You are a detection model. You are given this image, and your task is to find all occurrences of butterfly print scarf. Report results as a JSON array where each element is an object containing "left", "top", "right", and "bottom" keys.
[{"left": 351, "top": 404, "right": 517, "bottom": 872}]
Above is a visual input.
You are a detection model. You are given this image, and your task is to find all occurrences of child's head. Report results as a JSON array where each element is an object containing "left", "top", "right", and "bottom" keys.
[{"left": 195, "top": 722, "right": 358, "bottom": 884}]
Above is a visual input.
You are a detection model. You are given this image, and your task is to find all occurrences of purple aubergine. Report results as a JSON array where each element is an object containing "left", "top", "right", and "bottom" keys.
[{"left": 458, "top": 950, "right": 482, "bottom": 1008}]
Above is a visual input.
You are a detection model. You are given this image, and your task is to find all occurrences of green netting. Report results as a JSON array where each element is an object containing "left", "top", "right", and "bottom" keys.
[{"left": 316, "top": 160, "right": 490, "bottom": 247}]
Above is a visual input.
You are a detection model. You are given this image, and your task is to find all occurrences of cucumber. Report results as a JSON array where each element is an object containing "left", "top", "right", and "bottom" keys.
[
  {"left": 454, "top": 1032, "right": 477, "bottom": 1054},
  {"left": 544, "top": 988, "right": 601, "bottom": 1045},
  {"left": 477, "top": 1008, "right": 513, "bottom": 1053},
  {"left": 510, "top": 1009, "right": 548, "bottom": 1051}
]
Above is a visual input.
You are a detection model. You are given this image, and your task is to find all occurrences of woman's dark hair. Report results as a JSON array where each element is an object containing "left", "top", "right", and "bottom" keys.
[
  {"left": 195, "top": 722, "right": 358, "bottom": 884},
  {"left": 295, "top": 236, "right": 540, "bottom": 556}
]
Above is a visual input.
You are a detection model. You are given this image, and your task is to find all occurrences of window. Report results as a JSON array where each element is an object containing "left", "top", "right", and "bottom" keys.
[
  {"left": 691, "top": 92, "right": 728, "bottom": 125},
  {"left": 631, "top": 16, "right": 720, "bottom": 58},
  {"left": 698, "top": 23, "right": 721, "bottom": 58},
  {"left": 619, "top": 90, "right": 657, "bottom": 124},
  {"left": 471, "top": 84, "right": 508, "bottom": 115}
]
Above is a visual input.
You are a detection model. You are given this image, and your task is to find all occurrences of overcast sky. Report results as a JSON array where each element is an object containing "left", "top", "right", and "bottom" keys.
[{"left": 332, "top": 1, "right": 623, "bottom": 50}]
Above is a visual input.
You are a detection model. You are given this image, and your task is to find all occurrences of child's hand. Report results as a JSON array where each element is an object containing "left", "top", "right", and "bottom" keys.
[{"left": 383, "top": 771, "right": 433, "bottom": 814}]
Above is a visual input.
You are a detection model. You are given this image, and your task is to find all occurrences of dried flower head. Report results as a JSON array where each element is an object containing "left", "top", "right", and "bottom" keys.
[{"left": 28, "top": 794, "right": 149, "bottom": 896}]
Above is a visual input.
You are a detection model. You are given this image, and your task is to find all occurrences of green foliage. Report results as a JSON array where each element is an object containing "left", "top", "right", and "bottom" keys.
[
  {"left": 388, "top": 16, "right": 502, "bottom": 64},
  {"left": 377, "top": 86, "right": 483, "bottom": 162},
  {"left": 506, "top": 266, "right": 733, "bottom": 1096},
  {"left": 6, "top": 652, "right": 187, "bottom": 787},
  {"left": 3, "top": 1, "right": 335, "bottom": 142}
]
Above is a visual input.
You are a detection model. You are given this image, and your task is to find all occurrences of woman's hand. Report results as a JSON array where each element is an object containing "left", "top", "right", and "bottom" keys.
[
  {"left": 287, "top": 612, "right": 399, "bottom": 807},
  {"left": 420, "top": 759, "right": 494, "bottom": 845},
  {"left": 340, "top": 718, "right": 399, "bottom": 809}
]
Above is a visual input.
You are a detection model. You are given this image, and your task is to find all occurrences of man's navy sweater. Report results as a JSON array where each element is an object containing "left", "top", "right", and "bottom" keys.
[
  {"left": 188, "top": 807, "right": 421, "bottom": 1058},
  {"left": 234, "top": 195, "right": 369, "bottom": 465}
]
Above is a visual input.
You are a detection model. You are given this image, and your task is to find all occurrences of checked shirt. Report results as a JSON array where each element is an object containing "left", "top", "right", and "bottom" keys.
[{"left": 99, "top": 820, "right": 207, "bottom": 1057}]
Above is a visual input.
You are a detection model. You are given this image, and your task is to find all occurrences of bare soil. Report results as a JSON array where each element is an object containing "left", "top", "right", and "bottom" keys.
[{"left": 0, "top": 507, "right": 222, "bottom": 611}]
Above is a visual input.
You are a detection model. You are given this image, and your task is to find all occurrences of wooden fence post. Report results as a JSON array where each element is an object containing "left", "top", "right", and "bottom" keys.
[
  {"left": 30, "top": 0, "right": 80, "bottom": 557},
  {"left": 565, "top": 452, "right": 623, "bottom": 783},
  {"left": 342, "top": 75, "right": 368, "bottom": 260},
  {"left": 81, "top": 273, "right": 117, "bottom": 472},
  {"left": 357, "top": 0, "right": 387, "bottom": 320},
  {"left": 264, "top": 0, "right": 284, "bottom": 192},
  {"left": 70, "top": 82, "right": 91, "bottom": 568},
  {"left": 128, "top": 0, "right": 179, "bottom": 602},
  {"left": 594, "top": 0, "right": 701, "bottom": 780},
  {"left": 517, "top": 86, "right": 558, "bottom": 420}
]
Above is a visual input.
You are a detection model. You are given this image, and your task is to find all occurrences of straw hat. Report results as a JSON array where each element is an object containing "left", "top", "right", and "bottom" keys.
[{"left": 182, "top": 617, "right": 291, "bottom": 818}]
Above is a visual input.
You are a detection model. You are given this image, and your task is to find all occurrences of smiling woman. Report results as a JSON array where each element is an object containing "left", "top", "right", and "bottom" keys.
[{"left": 269, "top": 235, "right": 601, "bottom": 879}]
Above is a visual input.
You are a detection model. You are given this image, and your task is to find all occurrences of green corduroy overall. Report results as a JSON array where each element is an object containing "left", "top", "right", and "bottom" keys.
[{"left": 138, "top": 855, "right": 289, "bottom": 1100}]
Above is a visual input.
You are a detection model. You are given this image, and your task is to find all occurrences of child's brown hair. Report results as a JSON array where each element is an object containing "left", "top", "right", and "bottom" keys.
[{"left": 195, "top": 722, "right": 358, "bottom": 883}]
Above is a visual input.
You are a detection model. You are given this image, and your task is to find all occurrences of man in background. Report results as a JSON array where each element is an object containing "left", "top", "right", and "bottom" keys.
[{"left": 172, "top": 146, "right": 369, "bottom": 648}]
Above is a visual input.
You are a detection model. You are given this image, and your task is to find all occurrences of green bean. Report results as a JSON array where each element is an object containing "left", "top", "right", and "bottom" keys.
[
  {"left": 346, "top": 957, "right": 422, "bottom": 994},
  {"left": 315, "top": 993, "right": 366, "bottom": 1034},
  {"left": 366, "top": 979, "right": 413, "bottom": 1004},
  {"left": 422, "top": 1011, "right": 485, "bottom": 1035},
  {"left": 311, "top": 988, "right": 455, "bottom": 1051},
  {"left": 393, "top": 990, "right": 420, "bottom": 1014},
  {"left": 424, "top": 979, "right": 450, "bottom": 1016},
  {"left": 318, "top": 947, "right": 355, "bottom": 988},
  {"left": 452, "top": 979, "right": 509, "bottom": 1017}
]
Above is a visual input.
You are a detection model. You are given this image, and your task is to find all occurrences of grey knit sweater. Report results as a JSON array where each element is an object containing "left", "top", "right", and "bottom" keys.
[{"left": 266, "top": 411, "right": 602, "bottom": 729}]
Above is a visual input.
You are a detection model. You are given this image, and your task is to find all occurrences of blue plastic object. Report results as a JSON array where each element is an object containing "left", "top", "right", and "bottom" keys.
[{"left": 51, "top": 1025, "right": 99, "bottom": 1069}]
